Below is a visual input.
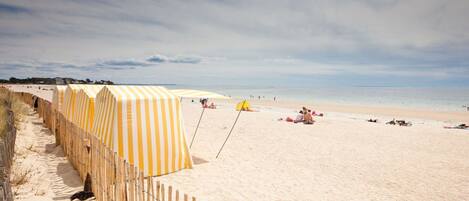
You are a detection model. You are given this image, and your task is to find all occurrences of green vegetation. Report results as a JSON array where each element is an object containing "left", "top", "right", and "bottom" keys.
[
  {"left": 0, "top": 77, "right": 114, "bottom": 85},
  {"left": 0, "top": 89, "right": 8, "bottom": 138}
]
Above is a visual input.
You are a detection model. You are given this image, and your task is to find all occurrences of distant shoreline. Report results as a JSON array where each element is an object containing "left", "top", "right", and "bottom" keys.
[
  {"left": 5, "top": 84, "right": 468, "bottom": 122},
  {"left": 202, "top": 98, "right": 469, "bottom": 123}
]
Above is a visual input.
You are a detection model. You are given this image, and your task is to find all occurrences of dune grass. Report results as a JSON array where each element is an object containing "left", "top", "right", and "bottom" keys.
[
  {"left": 0, "top": 89, "right": 8, "bottom": 138},
  {"left": 0, "top": 88, "right": 27, "bottom": 138}
]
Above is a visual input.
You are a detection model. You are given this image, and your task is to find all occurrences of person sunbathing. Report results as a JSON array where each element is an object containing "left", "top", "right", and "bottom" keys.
[
  {"left": 208, "top": 102, "right": 216, "bottom": 109},
  {"left": 302, "top": 107, "right": 324, "bottom": 117},
  {"left": 279, "top": 111, "right": 304, "bottom": 122},
  {"left": 386, "top": 119, "right": 412, "bottom": 126},
  {"left": 386, "top": 119, "right": 396, "bottom": 125},
  {"left": 293, "top": 110, "right": 305, "bottom": 123},
  {"left": 396, "top": 120, "right": 412, "bottom": 126},
  {"left": 444, "top": 124, "right": 468, "bottom": 129}
]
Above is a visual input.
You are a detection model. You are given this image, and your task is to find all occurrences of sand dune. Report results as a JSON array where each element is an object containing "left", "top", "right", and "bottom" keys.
[{"left": 11, "top": 107, "right": 82, "bottom": 201}]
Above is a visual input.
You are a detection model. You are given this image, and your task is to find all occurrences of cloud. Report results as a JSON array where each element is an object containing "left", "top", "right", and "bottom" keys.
[
  {"left": 97, "top": 59, "right": 150, "bottom": 67},
  {"left": 169, "top": 56, "right": 202, "bottom": 64},
  {"left": 146, "top": 55, "right": 168, "bottom": 63},
  {"left": 0, "top": 0, "right": 469, "bottom": 84},
  {"left": 0, "top": 2, "right": 31, "bottom": 15},
  {"left": 146, "top": 54, "right": 202, "bottom": 64}
]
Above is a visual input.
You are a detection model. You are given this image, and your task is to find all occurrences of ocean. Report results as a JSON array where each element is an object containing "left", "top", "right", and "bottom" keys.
[{"left": 167, "top": 85, "right": 469, "bottom": 112}]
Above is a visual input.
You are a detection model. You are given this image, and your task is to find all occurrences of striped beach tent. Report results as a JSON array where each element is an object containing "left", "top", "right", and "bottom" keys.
[
  {"left": 62, "top": 84, "right": 89, "bottom": 121},
  {"left": 52, "top": 85, "right": 67, "bottom": 113},
  {"left": 169, "top": 89, "right": 230, "bottom": 99},
  {"left": 73, "top": 85, "right": 104, "bottom": 133},
  {"left": 93, "top": 85, "right": 193, "bottom": 176}
]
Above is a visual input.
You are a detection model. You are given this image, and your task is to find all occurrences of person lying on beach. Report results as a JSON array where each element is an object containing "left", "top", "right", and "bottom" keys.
[
  {"left": 396, "top": 120, "right": 412, "bottom": 126},
  {"left": 367, "top": 119, "right": 378, "bottom": 123},
  {"left": 309, "top": 110, "right": 324, "bottom": 117},
  {"left": 279, "top": 111, "right": 304, "bottom": 123},
  {"left": 386, "top": 119, "right": 412, "bottom": 126},
  {"left": 239, "top": 106, "right": 256, "bottom": 112},
  {"left": 302, "top": 106, "right": 324, "bottom": 117},
  {"left": 444, "top": 124, "right": 468, "bottom": 129},
  {"left": 290, "top": 111, "right": 303, "bottom": 123},
  {"left": 386, "top": 119, "right": 395, "bottom": 125},
  {"left": 208, "top": 102, "right": 216, "bottom": 109}
]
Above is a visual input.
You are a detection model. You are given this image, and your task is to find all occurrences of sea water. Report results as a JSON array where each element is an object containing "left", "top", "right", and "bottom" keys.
[{"left": 167, "top": 85, "right": 469, "bottom": 112}]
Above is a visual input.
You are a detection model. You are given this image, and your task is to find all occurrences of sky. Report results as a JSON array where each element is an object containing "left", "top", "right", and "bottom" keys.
[{"left": 1, "top": 0, "right": 469, "bottom": 87}]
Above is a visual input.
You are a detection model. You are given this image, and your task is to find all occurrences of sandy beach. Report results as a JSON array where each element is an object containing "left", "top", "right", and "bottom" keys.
[
  {"left": 156, "top": 99, "right": 469, "bottom": 201},
  {"left": 7, "top": 85, "right": 469, "bottom": 201},
  {"left": 11, "top": 103, "right": 82, "bottom": 201}
]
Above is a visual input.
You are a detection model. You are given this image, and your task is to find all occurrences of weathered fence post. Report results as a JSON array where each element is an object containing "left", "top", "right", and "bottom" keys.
[{"left": 0, "top": 109, "right": 16, "bottom": 201}]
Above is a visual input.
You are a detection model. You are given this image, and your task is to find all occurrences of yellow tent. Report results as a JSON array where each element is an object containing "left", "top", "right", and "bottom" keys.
[
  {"left": 93, "top": 85, "right": 193, "bottom": 176},
  {"left": 235, "top": 100, "right": 250, "bottom": 111},
  {"left": 62, "top": 84, "right": 89, "bottom": 121},
  {"left": 169, "top": 89, "right": 230, "bottom": 99},
  {"left": 73, "top": 85, "right": 104, "bottom": 133},
  {"left": 52, "top": 85, "right": 67, "bottom": 113},
  {"left": 52, "top": 85, "right": 67, "bottom": 134}
]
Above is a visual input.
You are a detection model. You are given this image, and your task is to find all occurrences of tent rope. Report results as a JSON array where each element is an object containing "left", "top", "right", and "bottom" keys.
[
  {"left": 216, "top": 100, "right": 246, "bottom": 158},
  {"left": 190, "top": 107, "right": 205, "bottom": 148}
]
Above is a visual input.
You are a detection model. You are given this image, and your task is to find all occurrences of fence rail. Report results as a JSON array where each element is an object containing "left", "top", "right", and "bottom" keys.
[
  {"left": 0, "top": 90, "right": 16, "bottom": 201},
  {"left": 13, "top": 91, "right": 197, "bottom": 201}
]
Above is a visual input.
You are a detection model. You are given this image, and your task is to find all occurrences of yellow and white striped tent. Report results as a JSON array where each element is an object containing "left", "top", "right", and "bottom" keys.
[
  {"left": 62, "top": 84, "right": 89, "bottom": 121},
  {"left": 52, "top": 85, "right": 67, "bottom": 113},
  {"left": 93, "top": 85, "right": 193, "bottom": 176},
  {"left": 169, "top": 89, "right": 230, "bottom": 99},
  {"left": 73, "top": 85, "right": 104, "bottom": 133}
]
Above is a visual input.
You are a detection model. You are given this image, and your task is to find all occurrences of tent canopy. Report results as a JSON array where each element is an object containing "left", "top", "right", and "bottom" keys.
[
  {"left": 63, "top": 84, "right": 90, "bottom": 120},
  {"left": 236, "top": 100, "right": 250, "bottom": 111},
  {"left": 52, "top": 85, "right": 67, "bottom": 113},
  {"left": 93, "top": 85, "right": 193, "bottom": 176},
  {"left": 73, "top": 85, "right": 103, "bottom": 133},
  {"left": 169, "top": 89, "right": 230, "bottom": 99}
]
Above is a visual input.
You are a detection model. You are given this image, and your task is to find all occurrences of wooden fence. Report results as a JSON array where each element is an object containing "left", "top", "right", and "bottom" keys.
[
  {"left": 0, "top": 91, "right": 16, "bottom": 201},
  {"left": 13, "top": 91, "right": 197, "bottom": 201}
]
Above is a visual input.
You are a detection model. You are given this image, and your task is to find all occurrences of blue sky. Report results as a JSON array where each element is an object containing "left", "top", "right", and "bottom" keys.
[{"left": 0, "top": 0, "right": 469, "bottom": 86}]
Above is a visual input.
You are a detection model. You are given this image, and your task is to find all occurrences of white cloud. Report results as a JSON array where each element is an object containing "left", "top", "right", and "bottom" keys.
[
  {"left": 146, "top": 54, "right": 202, "bottom": 64},
  {"left": 0, "top": 0, "right": 468, "bottom": 83}
]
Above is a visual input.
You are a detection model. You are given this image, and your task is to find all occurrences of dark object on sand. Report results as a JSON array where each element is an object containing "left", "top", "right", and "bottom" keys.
[
  {"left": 70, "top": 191, "right": 94, "bottom": 201},
  {"left": 367, "top": 119, "right": 378, "bottom": 123},
  {"left": 386, "top": 119, "right": 412, "bottom": 126},
  {"left": 396, "top": 120, "right": 412, "bottom": 126},
  {"left": 70, "top": 174, "right": 94, "bottom": 200},
  {"left": 444, "top": 124, "right": 468, "bottom": 129},
  {"left": 84, "top": 174, "right": 92, "bottom": 192}
]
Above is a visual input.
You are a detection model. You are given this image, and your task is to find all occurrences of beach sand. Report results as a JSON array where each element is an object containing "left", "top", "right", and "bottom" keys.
[
  {"left": 8, "top": 85, "right": 469, "bottom": 201},
  {"left": 11, "top": 104, "right": 82, "bottom": 201},
  {"left": 156, "top": 100, "right": 469, "bottom": 201}
]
